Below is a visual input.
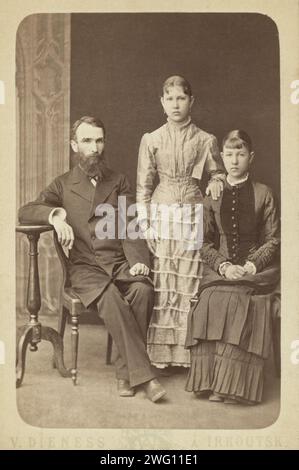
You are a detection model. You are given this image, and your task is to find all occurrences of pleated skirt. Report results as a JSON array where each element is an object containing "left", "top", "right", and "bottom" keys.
[{"left": 185, "top": 285, "right": 280, "bottom": 403}]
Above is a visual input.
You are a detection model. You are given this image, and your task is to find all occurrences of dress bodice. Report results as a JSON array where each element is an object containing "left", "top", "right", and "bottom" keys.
[
  {"left": 202, "top": 179, "right": 280, "bottom": 273},
  {"left": 136, "top": 119, "right": 223, "bottom": 206}
]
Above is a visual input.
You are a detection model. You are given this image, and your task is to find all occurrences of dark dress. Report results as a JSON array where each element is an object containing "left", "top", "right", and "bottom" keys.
[{"left": 185, "top": 177, "right": 280, "bottom": 404}]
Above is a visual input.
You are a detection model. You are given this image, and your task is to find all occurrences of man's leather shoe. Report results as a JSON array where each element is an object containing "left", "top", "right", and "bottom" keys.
[
  {"left": 143, "top": 379, "right": 166, "bottom": 402},
  {"left": 117, "top": 379, "right": 135, "bottom": 397}
]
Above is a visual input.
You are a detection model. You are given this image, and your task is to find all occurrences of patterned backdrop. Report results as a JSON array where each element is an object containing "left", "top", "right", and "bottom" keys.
[{"left": 16, "top": 14, "right": 71, "bottom": 316}]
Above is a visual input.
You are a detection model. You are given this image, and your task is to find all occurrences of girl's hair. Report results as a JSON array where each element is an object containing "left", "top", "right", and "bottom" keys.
[
  {"left": 162, "top": 75, "right": 192, "bottom": 97},
  {"left": 222, "top": 130, "right": 252, "bottom": 152}
]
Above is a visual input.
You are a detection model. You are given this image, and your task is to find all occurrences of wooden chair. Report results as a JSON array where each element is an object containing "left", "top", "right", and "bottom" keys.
[{"left": 53, "top": 231, "right": 113, "bottom": 385}]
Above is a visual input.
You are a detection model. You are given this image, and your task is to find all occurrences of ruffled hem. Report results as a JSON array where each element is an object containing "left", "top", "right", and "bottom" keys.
[
  {"left": 212, "top": 345, "right": 264, "bottom": 403},
  {"left": 146, "top": 234, "right": 202, "bottom": 368},
  {"left": 186, "top": 341, "right": 264, "bottom": 404},
  {"left": 147, "top": 320, "right": 194, "bottom": 367},
  {"left": 185, "top": 341, "right": 215, "bottom": 391},
  {"left": 151, "top": 361, "right": 190, "bottom": 369},
  {"left": 148, "top": 325, "right": 188, "bottom": 345},
  {"left": 147, "top": 323, "right": 191, "bottom": 367},
  {"left": 147, "top": 343, "right": 190, "bottom": 368},
  {"left": 186, "top": 285, "right": 274, "bottom": 358}
]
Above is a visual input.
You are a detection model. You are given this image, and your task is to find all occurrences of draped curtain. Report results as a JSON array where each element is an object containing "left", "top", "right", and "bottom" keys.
[{"left": 16, "top": 14, "right": 71, "bottom": 316}]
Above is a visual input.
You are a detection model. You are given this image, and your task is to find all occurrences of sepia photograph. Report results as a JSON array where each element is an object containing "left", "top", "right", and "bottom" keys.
[
  {"left": 15, "top": 10, "right": 281, "bottom": 429},
  {"left": 0, "top": 0, "right": 298, "bottom": 451}
]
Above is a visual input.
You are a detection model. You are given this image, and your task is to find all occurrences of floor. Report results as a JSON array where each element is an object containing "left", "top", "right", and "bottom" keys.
[{"left": 16, "top": 315, "right": 280, "bottom": 429}]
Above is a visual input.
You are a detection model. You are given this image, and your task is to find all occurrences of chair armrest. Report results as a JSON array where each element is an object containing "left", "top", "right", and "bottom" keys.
[{"left": 53, "top": 230, "right": 71, "bottom": 288}]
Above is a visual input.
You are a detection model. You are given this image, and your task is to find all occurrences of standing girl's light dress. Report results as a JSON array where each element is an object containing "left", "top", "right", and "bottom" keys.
[{"left": 137, "top": 117, "right": 224, "bottom": 368}]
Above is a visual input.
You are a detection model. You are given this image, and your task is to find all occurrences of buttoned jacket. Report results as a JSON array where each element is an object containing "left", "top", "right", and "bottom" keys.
[{"left": 19, "top": 165, "right": 151, "bottom": 306}]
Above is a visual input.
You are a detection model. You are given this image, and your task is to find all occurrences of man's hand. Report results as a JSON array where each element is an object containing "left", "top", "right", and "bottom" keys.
[
  {"left": 52, "top": 215, "right": 74, "bottom": 249},
  {"left": 129, "top": 263, "right": 150, "bottom": 276},
  {"left": 224, "top": 264, "right": 246, "bottom": 280},
  {"left": 206, "top": 179, "right": 223, "bottom": 200}
]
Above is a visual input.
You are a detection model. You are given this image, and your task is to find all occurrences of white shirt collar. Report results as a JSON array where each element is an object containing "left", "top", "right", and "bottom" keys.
[{"left": 227, "top": 173, "right": 249, "bottom": 187}]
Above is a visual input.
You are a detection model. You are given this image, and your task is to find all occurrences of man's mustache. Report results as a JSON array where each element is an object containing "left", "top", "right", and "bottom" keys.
[{"left": 86, "top": 153, "right": 105, "bottom": 159}]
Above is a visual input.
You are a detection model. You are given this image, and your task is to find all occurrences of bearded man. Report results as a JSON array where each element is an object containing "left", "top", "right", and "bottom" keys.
[{"left": 19, "top": 116, "right": 166, "bottom": 403}]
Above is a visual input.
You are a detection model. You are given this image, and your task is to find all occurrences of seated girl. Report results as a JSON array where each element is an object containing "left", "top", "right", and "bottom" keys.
[{"left": 185, "top": 129, "right": 280, "bottom": 405}]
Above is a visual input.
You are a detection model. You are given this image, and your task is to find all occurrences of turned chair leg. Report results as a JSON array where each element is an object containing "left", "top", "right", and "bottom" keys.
[
  {"left": 106, "top": 333, "right": 113, "bottom": 365},
  {"left": 53, "top": 306, "right": 68, "bottom": 369},
  {"left": 71, "top": 313, "right": 79, "bottom": 385},
  {"left": 58, "top": 306, "right": 68, "bottom": 337}
]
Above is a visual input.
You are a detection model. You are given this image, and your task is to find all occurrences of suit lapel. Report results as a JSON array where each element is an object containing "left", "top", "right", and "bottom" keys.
[
  {"left": 70, "top": 165, "right": 95, "bottom": 203},
  {"left": 89, "top": 168, "right": 117, "bottom": 218},
  {"left": 69, "top": 165, "right": 118, "bottom": 219}
]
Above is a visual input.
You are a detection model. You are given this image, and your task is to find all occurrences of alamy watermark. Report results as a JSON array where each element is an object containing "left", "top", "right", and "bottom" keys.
[{"left": 94, "top": 197, "right": 203, "bottom": 251}]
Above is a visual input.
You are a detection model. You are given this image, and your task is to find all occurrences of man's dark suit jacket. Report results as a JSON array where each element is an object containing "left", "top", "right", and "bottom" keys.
[{"left": 19, "top": 165, "right": 151, "bottom": 307}]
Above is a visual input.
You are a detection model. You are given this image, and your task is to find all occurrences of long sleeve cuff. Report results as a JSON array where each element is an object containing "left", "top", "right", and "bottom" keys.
[
  {"left": 244, "top": 260, "right": 257, "bottom": 275},
  {"left": 48, "top": 207, "right": 67, "bottom": 224},
  {"left": 218, "top": 261, "right": 232, "bottom": 276}
]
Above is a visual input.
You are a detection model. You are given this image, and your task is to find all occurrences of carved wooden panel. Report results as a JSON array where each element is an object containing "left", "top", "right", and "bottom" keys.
[{"left": 16, "top": 14, "right": 71, "bottom": 316}]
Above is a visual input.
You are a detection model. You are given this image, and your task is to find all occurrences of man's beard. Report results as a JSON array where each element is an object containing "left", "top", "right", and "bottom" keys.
[{"left": 78, "top": 152, "right": 107, "bottom": 180}]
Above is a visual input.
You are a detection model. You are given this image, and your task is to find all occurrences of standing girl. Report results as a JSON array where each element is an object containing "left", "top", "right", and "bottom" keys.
[{"left": 136, "top": 75, "right": 225, "bottom": 369}]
